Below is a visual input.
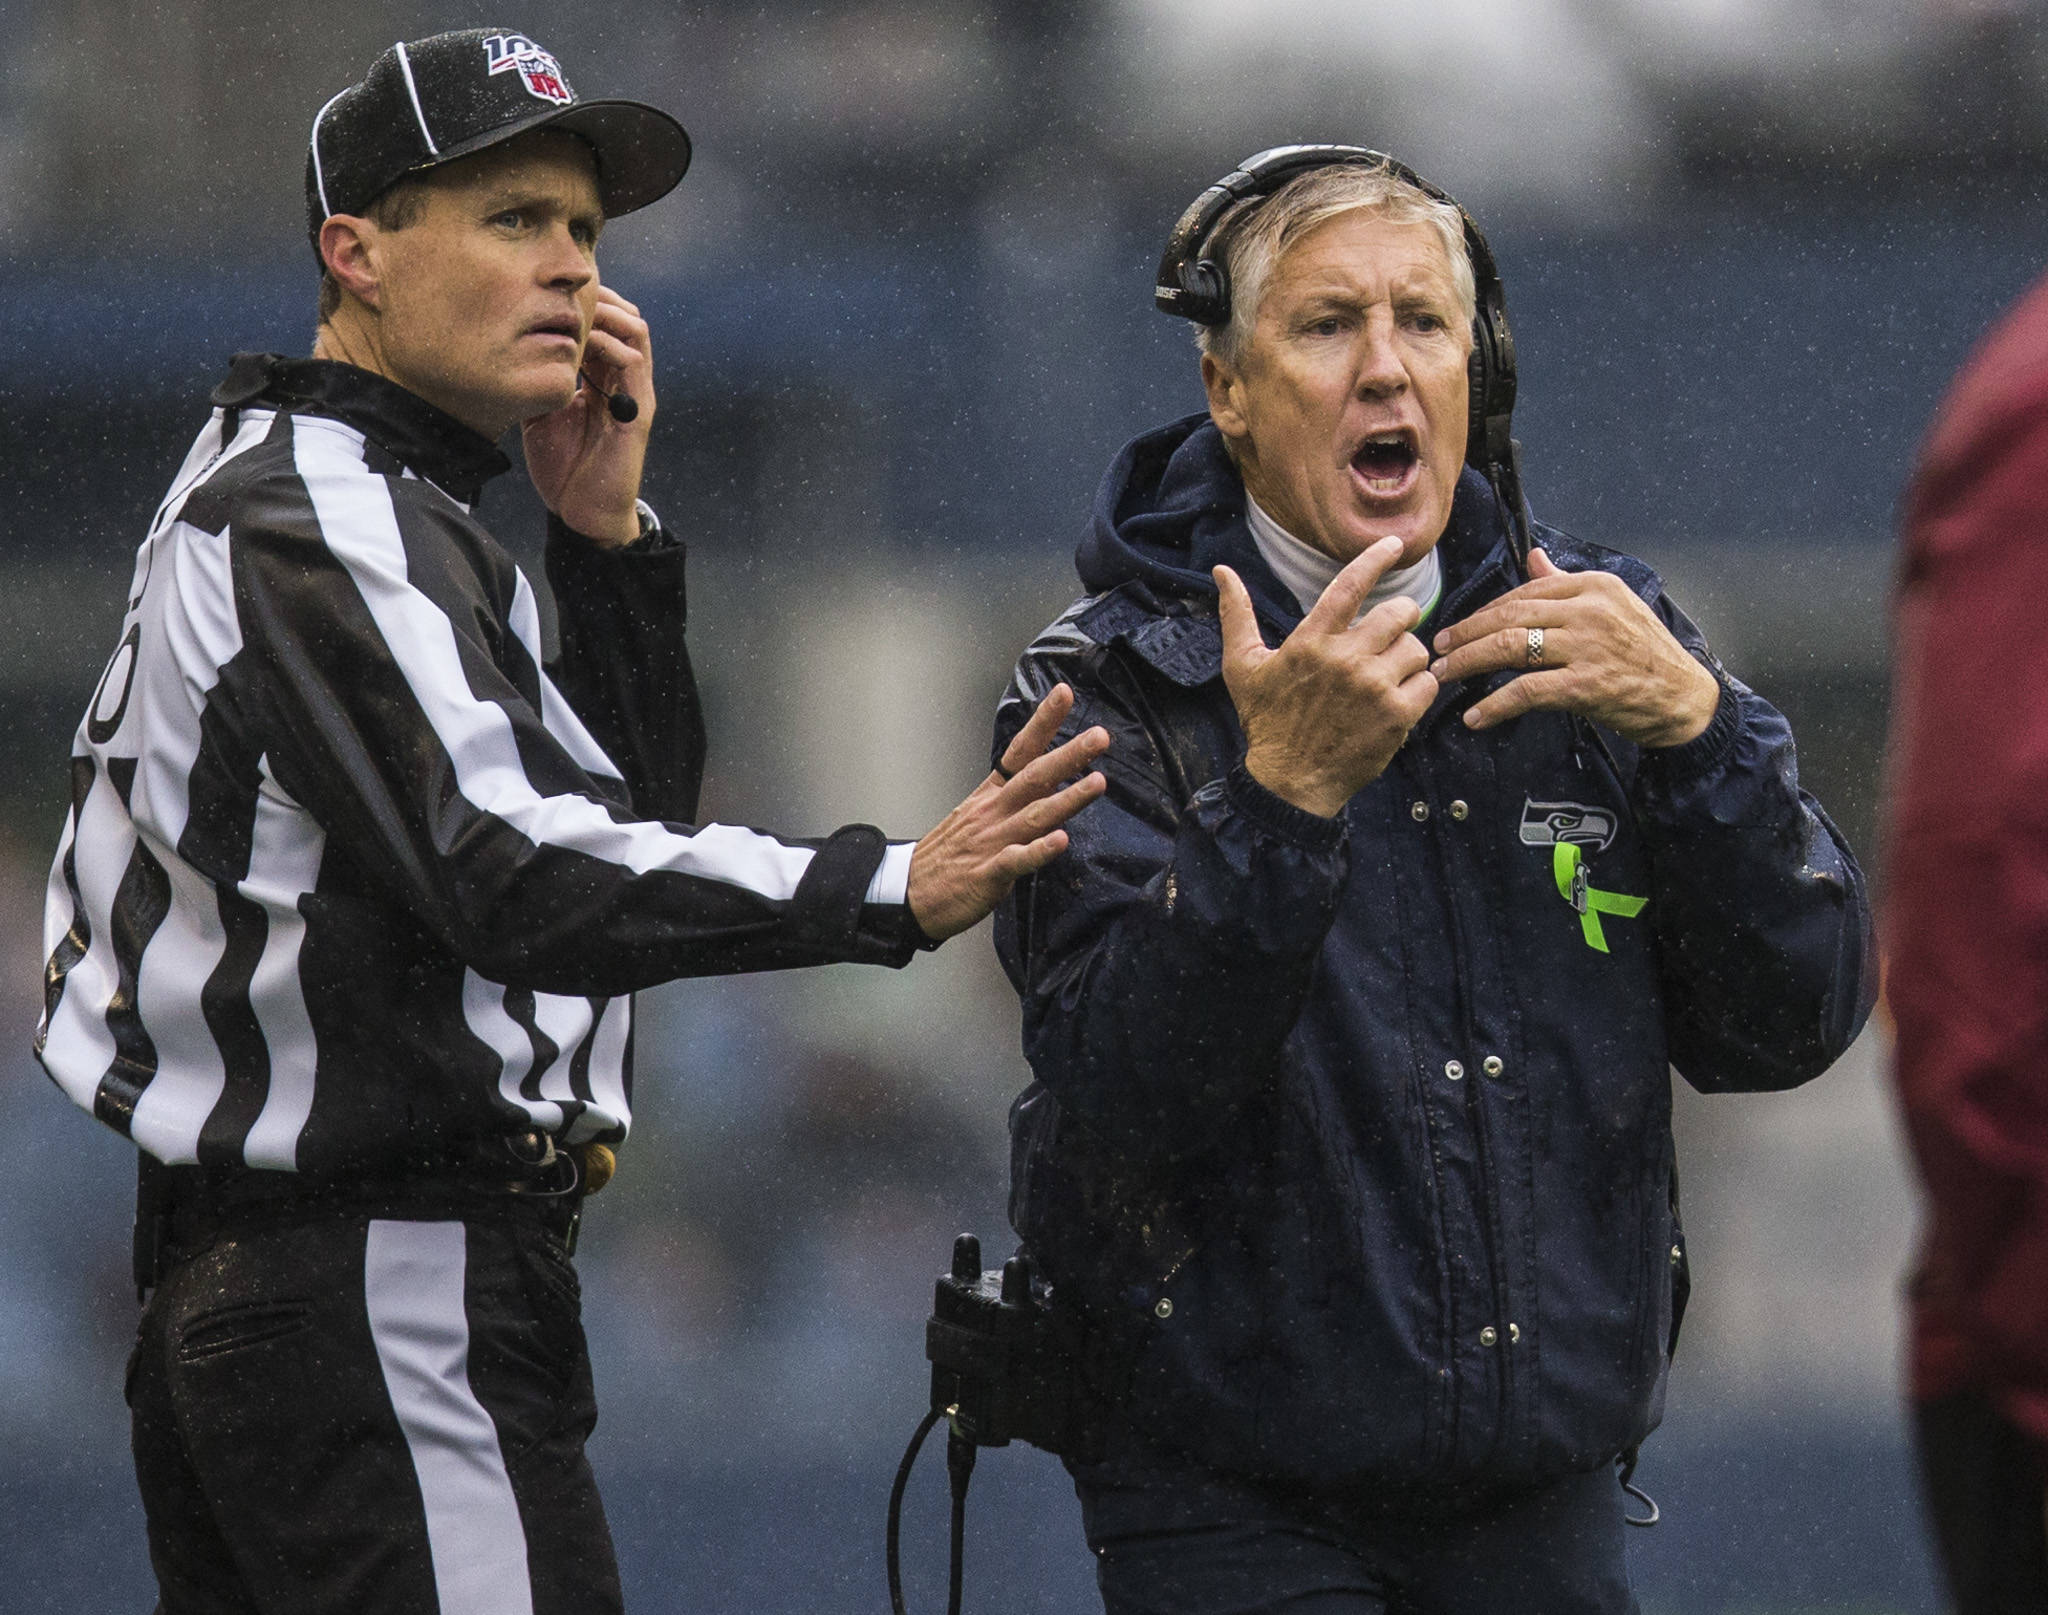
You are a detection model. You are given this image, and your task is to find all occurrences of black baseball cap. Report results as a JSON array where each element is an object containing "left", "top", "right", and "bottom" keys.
[{"left": 305, "top": 29, "right": 690, "bottom": 261}]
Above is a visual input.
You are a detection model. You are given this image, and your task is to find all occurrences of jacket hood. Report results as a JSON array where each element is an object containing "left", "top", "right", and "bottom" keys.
[{"left": 1077, "top": 412, "right": 1524, "bottom": 628}]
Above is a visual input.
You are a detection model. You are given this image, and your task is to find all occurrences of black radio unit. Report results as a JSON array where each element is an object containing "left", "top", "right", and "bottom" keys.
[
  {"left": 888, "top": 1233, "right": 1108, "bottom": 1615},
  {"left": 924, "top": 1232, "right": 1104, "bottom": 1462}
]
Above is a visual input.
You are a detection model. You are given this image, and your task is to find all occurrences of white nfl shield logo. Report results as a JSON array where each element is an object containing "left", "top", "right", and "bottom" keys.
[{"left": 482, "top": 34, "right": 575, "bottom": 106}]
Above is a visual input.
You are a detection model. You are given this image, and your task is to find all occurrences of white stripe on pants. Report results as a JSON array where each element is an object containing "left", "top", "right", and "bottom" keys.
[{"left": 364, "top": 1218, "right": 535, "bottom": 1615}]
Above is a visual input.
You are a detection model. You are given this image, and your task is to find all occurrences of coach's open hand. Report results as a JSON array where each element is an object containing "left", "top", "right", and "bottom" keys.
[
  {"left": 908, "top": 684, "right": 1109, "bottom": 941},
  {"left": 523, "top": 283, "right": 654, "bottom": 548},
  {"left": 1428, "top": 548, "right": 1720, "bottom": 748}
]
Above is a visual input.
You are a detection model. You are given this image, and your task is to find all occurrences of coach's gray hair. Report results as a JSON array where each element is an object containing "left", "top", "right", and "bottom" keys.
[{"left": 1197, "top": 163, "right": 1477, "bottom": 369}]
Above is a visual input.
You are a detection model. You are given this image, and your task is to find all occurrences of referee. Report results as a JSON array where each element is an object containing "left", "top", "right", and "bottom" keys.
[{"left": 36, "top": 30, "right": 1106, "bottom": 1615}]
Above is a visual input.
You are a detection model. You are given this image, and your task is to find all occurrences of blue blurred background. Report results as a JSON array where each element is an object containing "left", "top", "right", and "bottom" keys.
[{"left": 6, "top": 1, "right": 2045, "bottom": 1608}]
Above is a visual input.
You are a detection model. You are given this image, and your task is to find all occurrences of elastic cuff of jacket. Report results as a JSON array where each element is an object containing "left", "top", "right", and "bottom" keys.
[
  {"left": 544, "top": 509, "right": 681, "bottom": 556},
  {"left": 1222, "top": 761, "right": 1348, "bottom": 853},
  {"left": 1639, "top": 665, "right": 1740, "bottom": 789},
  {"left": 790, "top": 824, "right": 891, "bottom": 954},
  {"left": 545, "top": 514, "right": 686, "bottom": 637}
]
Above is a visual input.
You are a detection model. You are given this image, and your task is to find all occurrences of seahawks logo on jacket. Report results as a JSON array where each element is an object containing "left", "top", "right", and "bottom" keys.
[{"left": 1517, "top": 798, "right": 1618, "bottom": 854}]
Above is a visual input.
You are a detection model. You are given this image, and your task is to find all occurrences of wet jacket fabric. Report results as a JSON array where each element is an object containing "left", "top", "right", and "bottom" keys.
[
  {"left": 1889, "top": 268, "right": 2048, "bottom": 1445},
  {"left": 993, "top": 414, "right": 1876, "bottom": 1492}
]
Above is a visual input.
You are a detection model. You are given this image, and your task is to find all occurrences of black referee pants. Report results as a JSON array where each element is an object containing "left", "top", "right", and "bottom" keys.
[{"left": 128, "top": 1199, "right": 620, "bottom": 1615}]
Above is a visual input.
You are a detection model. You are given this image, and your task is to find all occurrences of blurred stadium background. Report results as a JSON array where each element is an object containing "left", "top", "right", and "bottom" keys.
[{"left": 6, "top": 0, "right": 2045, "bottom": 1608}]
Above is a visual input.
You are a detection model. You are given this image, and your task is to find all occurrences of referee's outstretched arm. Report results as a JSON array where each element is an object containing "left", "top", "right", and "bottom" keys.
[{"left": 223, "top": 445, "right": 1103, "bottom": 994}]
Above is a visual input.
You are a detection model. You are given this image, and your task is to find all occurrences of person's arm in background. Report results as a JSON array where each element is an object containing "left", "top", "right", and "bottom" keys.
[{"left": 1890, "top": 365, "right": 2048, "bottom": 1432}]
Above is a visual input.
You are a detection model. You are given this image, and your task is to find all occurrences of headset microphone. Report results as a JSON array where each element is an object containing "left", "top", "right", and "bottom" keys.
[{"left": 580, "top": 367, "right": 639, "bottom": 423}]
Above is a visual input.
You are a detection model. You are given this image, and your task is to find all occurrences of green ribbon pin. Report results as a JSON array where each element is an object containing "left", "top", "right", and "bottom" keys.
[{"left": 1552, "top": 842, "right": 1647, "bottom": 954}]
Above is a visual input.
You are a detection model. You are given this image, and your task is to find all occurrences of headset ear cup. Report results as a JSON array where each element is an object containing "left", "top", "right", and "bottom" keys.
[
  {"left": 1180, "top": 259, "right": 1230, "bottom": 328},
  {"left": 1466, "top": 322, "right": 1491, "bottom": 468}
]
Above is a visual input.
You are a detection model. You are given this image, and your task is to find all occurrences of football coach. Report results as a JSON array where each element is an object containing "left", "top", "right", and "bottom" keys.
[
  {"left": 36, "top": 30, "right": 1106, "bottom": 1615},
  {"left": 991, "top": 146, "right": 1875, "bottom": 1611}
]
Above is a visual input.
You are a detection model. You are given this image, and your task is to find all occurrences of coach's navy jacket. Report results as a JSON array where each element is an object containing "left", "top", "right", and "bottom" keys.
[{"left": 992, "top": 415, "right": 1875, "bottom": 1493}]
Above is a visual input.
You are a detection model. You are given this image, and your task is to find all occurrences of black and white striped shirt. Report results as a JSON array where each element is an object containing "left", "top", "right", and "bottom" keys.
[{"left": 38, "top": 353, "right": 920, "bottom": 1176}]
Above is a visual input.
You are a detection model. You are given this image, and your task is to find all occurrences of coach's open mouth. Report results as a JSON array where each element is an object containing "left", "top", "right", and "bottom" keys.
[{"left": 1351, "top": 430, "right": 1420, "bottom": 496}]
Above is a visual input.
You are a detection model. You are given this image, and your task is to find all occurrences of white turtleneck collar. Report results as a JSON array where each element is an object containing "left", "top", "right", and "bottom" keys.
[{"left": 1243, "top": 494, "right": 1443, "bottom": 627}]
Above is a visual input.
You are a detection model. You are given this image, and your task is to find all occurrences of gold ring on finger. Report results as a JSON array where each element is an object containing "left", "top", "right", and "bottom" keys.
[{"left": 1525, "top": 627, "right": 1545, "bottom": 668}]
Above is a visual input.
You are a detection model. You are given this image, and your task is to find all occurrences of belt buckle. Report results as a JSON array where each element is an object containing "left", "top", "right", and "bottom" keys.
[{"left": 503, "top": 1129, "right": 559, "bottom": 1172}]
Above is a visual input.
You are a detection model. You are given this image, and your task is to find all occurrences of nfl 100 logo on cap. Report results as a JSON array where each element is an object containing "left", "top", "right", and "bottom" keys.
[{"left": 483, "top": 34, "right": 574, "bottom": 105}]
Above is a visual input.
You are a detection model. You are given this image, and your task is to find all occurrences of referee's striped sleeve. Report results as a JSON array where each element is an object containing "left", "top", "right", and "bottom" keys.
[
  {"left": 224, "top": 419, "right": 919, "bottom": 995},
  {"left": 543, "top": 515, "right": 707, "bottom": 826}
]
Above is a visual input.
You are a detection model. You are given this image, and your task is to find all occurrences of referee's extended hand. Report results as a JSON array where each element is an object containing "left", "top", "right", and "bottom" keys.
[{"left": 907, "top": 684, "right": 1110, "bottom": 941}]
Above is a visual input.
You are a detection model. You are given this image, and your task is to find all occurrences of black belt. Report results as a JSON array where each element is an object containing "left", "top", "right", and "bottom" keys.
[{"left": 132, "top": 1132, "right": 587, "bottom": 1300}]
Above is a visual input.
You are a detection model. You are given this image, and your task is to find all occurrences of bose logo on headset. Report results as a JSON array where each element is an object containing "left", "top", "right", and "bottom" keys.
[{"left": 1152, "top": 144, "right": 1532, "bottom": 568}]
